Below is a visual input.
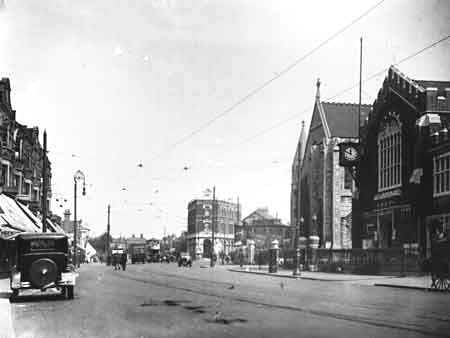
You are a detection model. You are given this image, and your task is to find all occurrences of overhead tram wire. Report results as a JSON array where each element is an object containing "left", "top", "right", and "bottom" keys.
[
  {"left": 122, "top": 34, "right": 449, "bottom": 186},
  {"left": 148, "top": 0, "right": 387, "bottom": 161},
  {"left": 221, "top": 34, "right": 450, "bottom": 154},
  {"left": 179, "top": 34, "right": 449, "bottom": 172}
]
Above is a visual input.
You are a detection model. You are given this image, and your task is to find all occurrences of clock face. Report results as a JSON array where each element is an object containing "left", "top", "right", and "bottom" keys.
[{"left": 344, "top": 146, "right": 358, "bottom": 161}]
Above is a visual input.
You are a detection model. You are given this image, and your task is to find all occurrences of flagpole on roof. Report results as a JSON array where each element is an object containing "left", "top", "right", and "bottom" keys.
[{"left": 353, "top": 36, "right": 363, "bottom": 249}]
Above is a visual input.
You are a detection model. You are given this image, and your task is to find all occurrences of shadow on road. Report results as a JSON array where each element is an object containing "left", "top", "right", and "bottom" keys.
[
  {"left": 204, "top": 318, "right": 248, "bottom": 325},
  {"left": 140, "top": 299, "right": 191, "bottom": 307}
]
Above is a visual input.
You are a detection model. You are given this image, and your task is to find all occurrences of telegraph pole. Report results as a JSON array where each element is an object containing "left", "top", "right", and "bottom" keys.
[
  {"left": 106, "top": 204, "right": 110, "bottom": 264},
  {"left": 73, "top": 177, "right": 77, "bottom": 267},
  {"left": 210, "top": 186, "right": 216, "bottom": 267},
  {"left": 358, "top": 37, "right": 362, "bottom": 141},
  {"left": 237, "top": 196, "right": 240, "bottom": 225},
  {"left": 236, "top": 195, "right": 240, "bottom": 248},
  {"left": 41, "top": 130, "right": 48, "bottom": 232}
]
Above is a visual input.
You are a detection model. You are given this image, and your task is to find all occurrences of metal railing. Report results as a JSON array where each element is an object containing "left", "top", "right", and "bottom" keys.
[{"left": 247, "top": 247, "right": 424, "bottom": 275}]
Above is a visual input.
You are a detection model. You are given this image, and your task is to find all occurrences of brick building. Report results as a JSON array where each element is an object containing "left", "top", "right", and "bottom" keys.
[
  {"left": 358, "top": 66, "right": 450, "bottom": 252},
  {"left": 423, "top": 117, "right": 450, "bottom": 256},
  {"left": 241, "top": 207, "right": 290, "bottom": 249},
  {"left": 62, "top": 209, "right": 85, "bottom": 238},
  {"left": 295, "top": 79, "right": 371, "bottom": 248},
  {"left": 186, "top": 199, "right": 239, "bottom": 259},
  {"left": 0, "top": 78, "right": 52, "bottom": 214}
]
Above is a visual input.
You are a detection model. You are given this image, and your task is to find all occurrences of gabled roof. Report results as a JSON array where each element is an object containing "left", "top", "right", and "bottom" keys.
[
  {"left": 321, "top": 102, "right": 372, "bottom": 138},
  {"left": 307, "top": 79, "right": 371, "bottom": 140},
  {"left": 243, "top": 208, "right": 277, "bottom": 222}
]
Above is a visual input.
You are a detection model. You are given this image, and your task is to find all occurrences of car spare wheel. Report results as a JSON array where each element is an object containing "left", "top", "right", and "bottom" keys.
[{"left": 29, "top": 258, "right": 58, "bottom": 288}]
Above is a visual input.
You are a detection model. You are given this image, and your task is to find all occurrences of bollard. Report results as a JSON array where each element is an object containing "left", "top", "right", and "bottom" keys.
[
  {"left": 248, "top": 240, "right": 256, "bottom": 265},
  {"left": 268, "top": 239, "right": 279, "bottom": 273},
  {"left": 308, "top": 236, "right": 320, "bottom": 272},
  {"left": 298, "top": 236, "right": 307, "bottom": 271}
]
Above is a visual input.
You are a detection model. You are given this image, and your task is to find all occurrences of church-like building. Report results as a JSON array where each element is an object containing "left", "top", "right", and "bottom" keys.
[{"left": 291, "top": 79, "right": 371, "bottom": 248}]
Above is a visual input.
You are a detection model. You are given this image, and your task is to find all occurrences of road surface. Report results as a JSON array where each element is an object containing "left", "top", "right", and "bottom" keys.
[{"left": 9, "top": 263, "right": 450, "bottom": 338}]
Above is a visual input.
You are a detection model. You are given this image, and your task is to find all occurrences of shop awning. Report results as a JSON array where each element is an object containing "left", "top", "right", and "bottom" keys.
[
  {"left": 46, "top": 218, "right": 65, "bottom": 234},
  {"left": 0, "top": 194, "right": 39, "bottom": 232},
  {"left": 85, "top": 242, "right": 96, "bottom": 258},
  {"left": 14, "top": 200, "right": 43, "bottom": 231}
]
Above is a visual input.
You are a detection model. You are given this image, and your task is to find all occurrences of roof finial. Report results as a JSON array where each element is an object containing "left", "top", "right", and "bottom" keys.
[{"left": 316, "top": 78, "right": 321, "bottom": 100}]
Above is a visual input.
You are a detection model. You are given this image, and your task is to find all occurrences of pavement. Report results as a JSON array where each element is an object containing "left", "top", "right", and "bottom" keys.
[
  {"left": 228, "top": 265, "right": 434, "bottom": 289},
  {"left": 0, "top": 277, "right": 15, "bottom": 338}
]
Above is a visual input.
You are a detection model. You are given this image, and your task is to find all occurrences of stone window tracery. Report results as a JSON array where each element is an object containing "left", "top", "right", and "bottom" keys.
[{"left": 378, "top": 113, "right": 402, "bottom": 191}]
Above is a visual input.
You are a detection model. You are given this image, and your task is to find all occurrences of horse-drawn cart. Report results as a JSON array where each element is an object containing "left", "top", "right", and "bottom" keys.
[{"left": 429, "top": 235, "right": 450, "bottom": 291}]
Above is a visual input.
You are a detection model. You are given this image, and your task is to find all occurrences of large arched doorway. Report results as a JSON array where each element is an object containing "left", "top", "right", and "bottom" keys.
[{"left": 203, "top": 239, "right": 211, "bottom": 258}]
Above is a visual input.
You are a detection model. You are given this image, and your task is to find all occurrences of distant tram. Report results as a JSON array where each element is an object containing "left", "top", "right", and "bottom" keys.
[{"left": 146, "top": 239, "right": 161, "bottom": 263}]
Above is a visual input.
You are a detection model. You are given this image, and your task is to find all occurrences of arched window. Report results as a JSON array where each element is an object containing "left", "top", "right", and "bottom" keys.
[{"left": 378, "top": 113, "right": 402, "bottom": 191}]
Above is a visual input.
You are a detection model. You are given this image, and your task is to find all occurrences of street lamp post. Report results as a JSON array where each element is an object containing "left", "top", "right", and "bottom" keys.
[
  {"left": 293, "top": 217, "right": 304, "bottom": 276},
  {"left": 73, "top": 170, "right": 86, "bottom": 268},
  {"left": 106, "top": 204, "right": 111, "bottom": 265},
  {"left": 41, "top": 130, "right": 48, "bottom": 232}
]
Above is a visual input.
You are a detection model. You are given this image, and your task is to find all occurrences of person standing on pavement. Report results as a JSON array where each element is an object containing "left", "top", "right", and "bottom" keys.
[{"left": 239, "top": 249, "right": 244, "bottom": 268}]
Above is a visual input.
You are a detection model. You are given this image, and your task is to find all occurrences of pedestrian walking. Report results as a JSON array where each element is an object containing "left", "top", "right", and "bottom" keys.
[
  {"left": 121, "top": 252, "right": 127, "bottom": 271},
  {"left": 112, "top": 254, "right": 119, "bottom": 270}
]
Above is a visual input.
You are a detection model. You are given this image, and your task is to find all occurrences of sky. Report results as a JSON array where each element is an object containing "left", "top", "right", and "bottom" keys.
[{"left": 0, "top": 0, "right": 449, "bottom": 238}]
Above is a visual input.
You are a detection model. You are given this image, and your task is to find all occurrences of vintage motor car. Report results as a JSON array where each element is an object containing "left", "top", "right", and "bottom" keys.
[
  {"left": 9, "top": 232, "right": 77, "bottom": 299},
  {"left": 177, "top": 252, "right": 192, "bottom": 267}
]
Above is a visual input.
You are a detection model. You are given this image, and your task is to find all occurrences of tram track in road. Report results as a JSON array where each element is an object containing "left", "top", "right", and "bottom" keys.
[
  {"left": 111, "top": 268, "right": 449, "bottom": 338},
  {"left": 131, "top": 265, "right": 237, "bottom": 288}
]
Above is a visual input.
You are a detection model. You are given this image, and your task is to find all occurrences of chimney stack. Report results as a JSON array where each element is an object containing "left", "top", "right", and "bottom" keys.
[{"left": 0, "top": 78, "right": 12, "bottom": 112}]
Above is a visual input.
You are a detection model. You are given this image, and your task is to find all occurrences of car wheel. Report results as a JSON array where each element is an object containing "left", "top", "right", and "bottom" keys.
[
  {"left": 66, "top": 285, "right": 74, "bottom": 300},
  {"left": 11, "top": 289, "right": 19, "bottom": 299},
  {"left": 30, "top": 258, "right": 58, "bottom": 289}
]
